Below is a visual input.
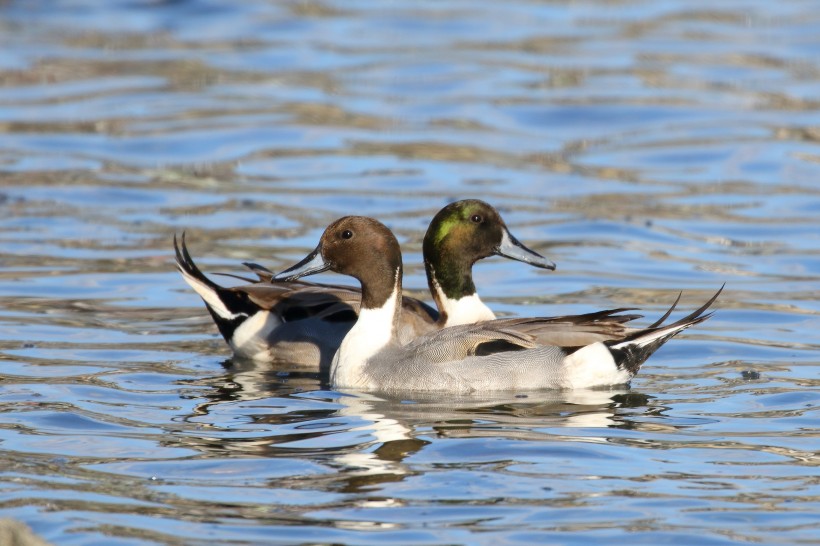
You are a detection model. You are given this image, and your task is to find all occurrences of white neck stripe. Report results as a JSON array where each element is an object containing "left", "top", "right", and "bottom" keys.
[
  {"left": 331, "top": 271, "right": 400, "bottom": 388},
  {"left": 432, "top": 279, "right": 495, "bottom": 326}
]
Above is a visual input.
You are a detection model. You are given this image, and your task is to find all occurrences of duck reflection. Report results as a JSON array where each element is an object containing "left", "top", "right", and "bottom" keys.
[
  {"left": 175, "top": 360, "right": 648, "bottom": 493},
  {"left": 173, "top": 359, "right": 652, "bottom": 492},
  {"left": 326, "top": 388, "right": 648, "bottom": 494},
  {"left": 189, "top": 357, "right": 326, "bottom": 405}
]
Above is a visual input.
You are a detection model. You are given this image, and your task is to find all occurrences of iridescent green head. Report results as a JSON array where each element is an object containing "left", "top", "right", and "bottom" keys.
[{"left": 423, "top": 199, "right": 555, "bottom": 302}]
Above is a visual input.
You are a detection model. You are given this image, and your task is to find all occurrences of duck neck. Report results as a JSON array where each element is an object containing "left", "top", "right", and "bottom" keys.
[
  {"left": 360, "top": 264, "right": 402, "bottom": 338},
  {"left": 331, "top": 266, "right": 402, "bottom": 388},
  {"left": 424, "top": 245, "right": 495, "bottom": 327}
]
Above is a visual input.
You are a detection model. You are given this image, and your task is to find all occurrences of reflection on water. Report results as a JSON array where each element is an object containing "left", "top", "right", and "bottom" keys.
[{"left": 1, "top": 0, "right": 819, "bottom": 544}]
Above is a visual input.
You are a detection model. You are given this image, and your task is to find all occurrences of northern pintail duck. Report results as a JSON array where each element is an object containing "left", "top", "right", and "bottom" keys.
[
  {"left": 174, "top": 200, "right": 556, "bottom": 367},
  {"left": 273, "top": 216, "right": 721, "bottom": 393}
]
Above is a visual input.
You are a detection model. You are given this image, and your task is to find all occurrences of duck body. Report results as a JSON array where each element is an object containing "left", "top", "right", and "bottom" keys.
[
  {"left": 331, "top": 310, "right": 712, "bottom": 393},
  {"left": 274, "top": 216, "right": 721, "bottom": 394},
  {"left": 174, "top": 234, "right": 437, "bottom": 368},
  {"left": 336, "top": 322, "right": 662, "bottom": 392}
]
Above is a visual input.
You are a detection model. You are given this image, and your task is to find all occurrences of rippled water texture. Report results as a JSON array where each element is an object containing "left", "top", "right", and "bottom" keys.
[{"left": 1, "top": 1, "right": 819, "bottom": 544}]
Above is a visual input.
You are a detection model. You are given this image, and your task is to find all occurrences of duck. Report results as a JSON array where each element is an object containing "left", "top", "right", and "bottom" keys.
[
  {"left": 272, "top": 216, "right": 722, "bottom": 393},
  {"left": 174, "top": 200, "right": 559, "bottom": 368}
]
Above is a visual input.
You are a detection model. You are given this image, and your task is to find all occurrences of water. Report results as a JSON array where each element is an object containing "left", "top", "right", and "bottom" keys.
[{"left": 1, "top": 1, "right": 819, "bottom": 544}]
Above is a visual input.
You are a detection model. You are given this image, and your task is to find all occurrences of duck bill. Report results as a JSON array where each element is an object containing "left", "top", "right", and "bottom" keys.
[
  {"left": 495, "top": 228, "right": 556, "bottom": 270},
  {"left": 272, "top": 244, "right": 331, "bottom": 282}
]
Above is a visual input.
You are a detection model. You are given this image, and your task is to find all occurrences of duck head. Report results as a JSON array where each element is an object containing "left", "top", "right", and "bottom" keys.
[
  {"left": 423, "top": 199, "right": 555, "bottom": 305},
  {"left": 274, "top": 216, "right": 402, "bottom": 310}
]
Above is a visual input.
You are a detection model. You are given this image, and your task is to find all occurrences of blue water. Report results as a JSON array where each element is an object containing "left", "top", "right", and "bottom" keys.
[{"left": 0, "top": 1, "right": 819, "bottom": 544}]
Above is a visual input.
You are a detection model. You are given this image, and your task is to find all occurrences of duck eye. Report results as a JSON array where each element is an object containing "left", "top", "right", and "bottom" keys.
[
  {"left": 341, "top": 229, "right": 353, "bottom": 240},
  {"left": 470, "top": 214, "right": 483, "bottom": 224}
]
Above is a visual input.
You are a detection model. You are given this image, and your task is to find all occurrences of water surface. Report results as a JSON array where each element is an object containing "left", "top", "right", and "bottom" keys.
[{"left": 0, "top": 1, "right": 818, "bottom": 544}]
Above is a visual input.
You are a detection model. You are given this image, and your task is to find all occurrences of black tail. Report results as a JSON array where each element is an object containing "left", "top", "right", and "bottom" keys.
[
  {"left": 606, "top": 285, "right": 723, "bottom": 375},
  {"left": 645, "top": 291, "right": 682, "bottom": 328},
  {"left": 242, "top": 262, "right": 275, "bottom": 283},
  {"left": 173, "top": 233, "right": 257, "bottom": 343},
  {"left": 174, "top": 232, "right": 220, "bottom": 292}
]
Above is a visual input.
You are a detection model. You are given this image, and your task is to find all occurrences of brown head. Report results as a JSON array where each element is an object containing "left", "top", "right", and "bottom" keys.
[{"left": 274, "top": 216, "right": 403, "bottom": 309}]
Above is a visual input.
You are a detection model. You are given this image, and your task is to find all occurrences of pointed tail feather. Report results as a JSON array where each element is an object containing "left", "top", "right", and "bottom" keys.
[
  {"left": 606, "top": 285, "right": 723, "bottom": 375},
  {"left": 173, "top": 233, "right": 257, "bottom": 342},
  {"left": 242, "top": 262, "right": 275, "bottom": 283},
  {"left": 174, "top": 232, "right": 220, "bottom": 292},
  {"left": 646, "top": 291, "right": 682, "bottom": 329},
  {"left": 213, "top": 271, "right": 260, "bottom": 283}
]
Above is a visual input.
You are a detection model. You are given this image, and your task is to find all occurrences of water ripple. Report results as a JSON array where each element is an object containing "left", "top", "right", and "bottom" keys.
[{"left": 0, "top": 1, "right": 818, "bottom": 544}]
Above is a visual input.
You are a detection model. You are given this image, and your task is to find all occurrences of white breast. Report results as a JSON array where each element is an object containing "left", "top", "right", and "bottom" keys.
[{"left": 331, "top": 284, "right": 399, "bottom": 389}]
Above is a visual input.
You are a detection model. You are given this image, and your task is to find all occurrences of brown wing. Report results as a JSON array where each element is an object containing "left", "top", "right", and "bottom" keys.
[
  {"left": 231, "top": 279, "right": 439, "bottom": 329},
  {"left": 231, "top": 282, "right": 361, "bottom": 323},
  {"left": 400, "top": 306, "right": 648, "bottom": 364},
  {"left": 491, "top": 308, "right": 644, "bottom": 347}
]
